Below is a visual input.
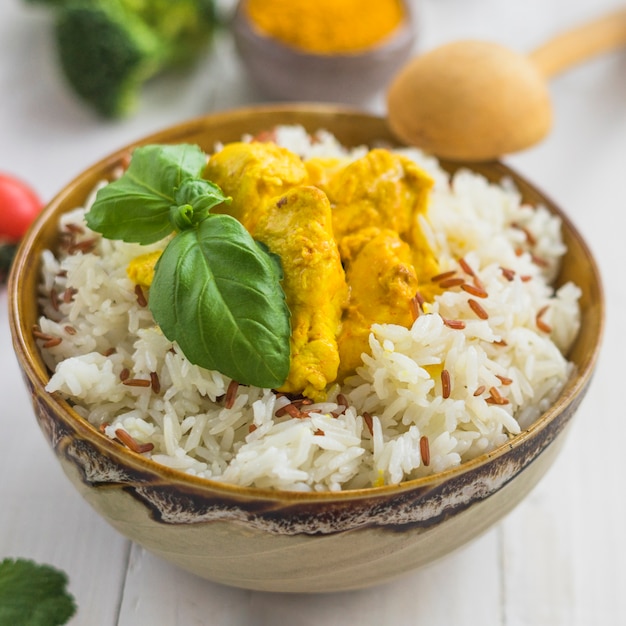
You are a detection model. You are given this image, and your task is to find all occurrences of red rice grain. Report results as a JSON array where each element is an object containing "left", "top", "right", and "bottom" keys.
[
  {"left": 314, "top": 429, "right": 325, "bottom": 436},
  {"left": 43, "top": 337, "right": 62, "bottom": 348},
  {"left": 501, "top": 267, "right": 516, "bottom": 281},
  {"left": 150, "top": 371, "right": 161, "bottom": 394},
  {"left": 50, "top": 289, "right": 60, "bottom": 311},
  {"left": 430, "top": 270, "right": 457, "bottom": 283},
  {"left": 68, "top": 238, "right": 98, "bottom": 255},
  {"left": 115, "top": 428, "right": 154, "bottom": 454},
  {"left": 486, "top": 386, "right": 509, "bottom": 405},
  {"left": 461, "top": 282, "right": 488, "bottom": 298},
  {"left": 224, "top": 379, "right": 239, "bottom": 409},
  {"left": 468, "top": 298, "right": 489, "bottom": 320},
  {"left": 363, "top": 412, "right": 374, "bottom": 436},
  {"left": 420, "top": 435, "right": 431, "bottom": 466},
  {"left": 439, "top": 277, "right": 465, "bottom": 289},
  {"left": 536, "top": 305, "right": 552, "bottom": 333},
  {"left": 252, "top": 129, "right": 278, "bottom": 143},
  {"left": 496, "top": 374, "right": 513, "bottom": 385},
  {"left": 511, "top": 222, "right": 537, "bottom": 246},
  {"left": 122, "top": 378, "right": 152, "bottom": 388},
  {"left": 63, "top": 287, "right": 77, "bottom": 304},
  {"left": 64, "top": 223, "right": 85, "bottom": 235},
  {"left": 473, "top": 385, "right": 486, "bottom": 397},
  {"left": 276, "top": 403, "right": 307, "bottom": 418},
  {"left": 458, "top": 257, "right": 475, "bottom": 277},
  {"left": 291, "top": 398, "right": 313, "bottom": 408},
  {"left": 441, "top": 369, "right": 451, "bottom": 399},
  {"left": 119, "top": 368, "right": 130, "bottom": 381},
  {"left": 473, "top": 275, "right": 486, "bottom": 291},
  {"left": 274, "top": 405, "right": 289, "bottom": 417},
  {"left": 64, "top": 325, "right": 77, "bottom": 335},
  {"left": 32, "top": 326, "right": 53, "bottom": 341},
  {"left": 134, "top": 284, "right": 147, "bottom": 307},
  {"left": 443, "top": 318, "right": 466, "bottom": 330},
  {"left": 410, "top": 294, "right": 421, "bottom": 321}
]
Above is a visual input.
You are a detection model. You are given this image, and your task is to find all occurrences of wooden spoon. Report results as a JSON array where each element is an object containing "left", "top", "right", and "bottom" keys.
[{"left": 386, "top": 8, "right": 626, "bottom": 161}]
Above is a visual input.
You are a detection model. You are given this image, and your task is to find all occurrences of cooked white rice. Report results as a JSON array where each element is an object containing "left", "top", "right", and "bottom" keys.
[{"left": 38, "top": 126, "right": 581, "bottom": 492}]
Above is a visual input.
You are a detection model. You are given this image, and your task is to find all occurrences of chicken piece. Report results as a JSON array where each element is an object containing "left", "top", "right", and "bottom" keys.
[
  {"left": 326, "top": 149, "right": 431, "bottom": 240},
  {"left": 126, "top": 250, "right": 162, "bottom": 288},
  {"left": 325, "top": 148, "right": 440, "bottom": 292},
  {"left": 203, "top": 141, "right": 308, "bottom": 232},
  {"left": 337, "top": 230, "right": 419, "bottom": 381},
  {"left": 304, "top": 156, "right": 348, "bottom": 189},
  {"left": 251, "top": 186, "right": 348, "bottom": 401}
]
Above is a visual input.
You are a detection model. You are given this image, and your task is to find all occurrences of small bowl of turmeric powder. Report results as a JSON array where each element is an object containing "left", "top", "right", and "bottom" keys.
[{"left": 232, "top": 0, "right": 416, "bottom": 104}]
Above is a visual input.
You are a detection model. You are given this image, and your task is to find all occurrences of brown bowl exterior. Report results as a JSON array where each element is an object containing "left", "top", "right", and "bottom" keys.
[
  {"left": 9, "top": 105, "right": 604, "bottom": 592},
  {"left": 232, "top": 1, "right": 417, "bottom": 104}
]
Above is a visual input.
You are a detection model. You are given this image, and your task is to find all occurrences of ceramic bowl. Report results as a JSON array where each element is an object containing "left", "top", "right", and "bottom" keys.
[
  {"left": 232, "top": 0, "right": 416, "bottom": 103},
  {"left": 9, "top": 105, "right": 604, "bottom": 593}
]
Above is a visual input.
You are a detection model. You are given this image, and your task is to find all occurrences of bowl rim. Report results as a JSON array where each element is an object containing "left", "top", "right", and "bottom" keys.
[{"left": 8, "top": 103, "right": 606, "bottom": 503}]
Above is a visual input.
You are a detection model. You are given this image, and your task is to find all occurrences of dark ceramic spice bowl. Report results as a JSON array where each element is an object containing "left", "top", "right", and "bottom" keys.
[
  {"left": 232, "top": 0, "right": 417, "bottom": 104},
  {"left": 9, "top": 105, "right": 604, "bottom": 592}
]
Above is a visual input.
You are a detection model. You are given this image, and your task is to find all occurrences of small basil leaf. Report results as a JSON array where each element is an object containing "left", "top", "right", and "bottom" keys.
[
  {"left": 150, "top": 215, "right": 291, "bottom": 388},
  {"left": 86, "top": 144, "right": 207, "bottom": 244},
  {"left": 174, "top": 178, "right": 230, "bottom": 225},
  {"left": 169, "top": 204, "right": 194, "bottom": 231}
]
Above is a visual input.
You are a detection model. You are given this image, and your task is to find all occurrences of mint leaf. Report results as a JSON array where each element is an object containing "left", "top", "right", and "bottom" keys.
[
  {"left": 86, "top": 143, "right": 210, "bottom": 244},
  {"left": 0, "top": 558, "right": 76, "bottom": 626},
  {"left": 150, "top": 214, "right": 291, "bottom": 388}
]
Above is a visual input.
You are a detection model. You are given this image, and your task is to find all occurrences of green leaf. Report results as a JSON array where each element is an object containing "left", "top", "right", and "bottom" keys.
[
  {"left": 85, "top": 143, "right": 209, "bottom": 244},
  {"left": 0, "top": 558, "right": 76, "bottom": 626},
  {"left": 174, "top": 178, "right": 230, "bottom": 225},
  {"left": 150, "top": 214, "right": 291, "bottom": 388}
]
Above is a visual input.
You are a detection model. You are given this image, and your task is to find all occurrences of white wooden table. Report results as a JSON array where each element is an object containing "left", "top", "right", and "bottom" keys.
[{"left": 1, "top": 0, "right": 625, "bottom": 623}]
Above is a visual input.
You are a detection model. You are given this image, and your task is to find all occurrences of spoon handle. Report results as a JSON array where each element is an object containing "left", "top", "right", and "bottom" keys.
[{"left": 529, "top": 7, "right": 626, "bottom": 78}]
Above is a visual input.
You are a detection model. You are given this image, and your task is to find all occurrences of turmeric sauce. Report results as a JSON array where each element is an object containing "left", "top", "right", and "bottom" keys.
[
  {"left": 128, "top": 139, "right": 435, "bottom": 400},
  {"left": 245, "top": 0, "right": 405, "bottom": 55}
]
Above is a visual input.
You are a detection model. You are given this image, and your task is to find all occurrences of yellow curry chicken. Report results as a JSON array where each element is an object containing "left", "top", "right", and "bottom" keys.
[{"left": 127, "top": 138, "right": 437, "bottom": 401}]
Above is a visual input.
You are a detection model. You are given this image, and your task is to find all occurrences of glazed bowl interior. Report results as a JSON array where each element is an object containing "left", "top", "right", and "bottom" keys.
[
  {"left": 8, "top": 105, "right": 604, "bottom": 592},
  {"left": 232, "top": 1, "right": 417, "bottom": 103}
]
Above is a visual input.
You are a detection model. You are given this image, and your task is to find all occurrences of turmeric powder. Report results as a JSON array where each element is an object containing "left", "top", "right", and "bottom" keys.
[{"left": 245, "top": 0, "right": 405, "bottom": 55}]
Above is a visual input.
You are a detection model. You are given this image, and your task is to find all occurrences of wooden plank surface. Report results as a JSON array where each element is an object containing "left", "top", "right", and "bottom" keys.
[{"left": 1, "top": 0, "right": 625, "bottom": 623}]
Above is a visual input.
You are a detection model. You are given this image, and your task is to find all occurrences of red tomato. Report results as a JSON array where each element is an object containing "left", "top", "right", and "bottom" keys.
[{"left": 0, "top": 173, "right": 43, "bottom": 242}]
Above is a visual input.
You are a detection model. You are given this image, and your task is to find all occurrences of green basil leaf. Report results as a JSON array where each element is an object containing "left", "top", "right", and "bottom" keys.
[
  {"left": 85, "top": 144, "right": 208, "bottom": 244},
  {"left": 174, "top": 178, "right": 230, "bottom": 225},
  {"left": 150, "top": 214, "right": 291, "bottom": 388}
]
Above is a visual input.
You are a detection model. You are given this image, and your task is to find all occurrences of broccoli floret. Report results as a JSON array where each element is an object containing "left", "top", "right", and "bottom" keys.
[{"left": 28, "top": 0, "right": 217, "bottom": 117}]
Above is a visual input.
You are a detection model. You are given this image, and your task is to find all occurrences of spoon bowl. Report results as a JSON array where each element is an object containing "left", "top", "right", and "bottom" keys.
[
  {"left": 387, "top": 40, "right": 551, "bottom": 161},
  {"left": 387, "top": 8, "right": 626, "bottom": 161}
]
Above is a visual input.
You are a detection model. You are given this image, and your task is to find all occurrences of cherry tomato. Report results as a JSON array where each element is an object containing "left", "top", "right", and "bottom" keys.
[{"left": 0, "top": 173, "right": 43, "bottom": 242}]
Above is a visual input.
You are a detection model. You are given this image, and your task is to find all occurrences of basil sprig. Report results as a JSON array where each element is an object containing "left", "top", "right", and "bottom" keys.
[{"left": 85, "top": 144, "right": 291, "bottom": 389}]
